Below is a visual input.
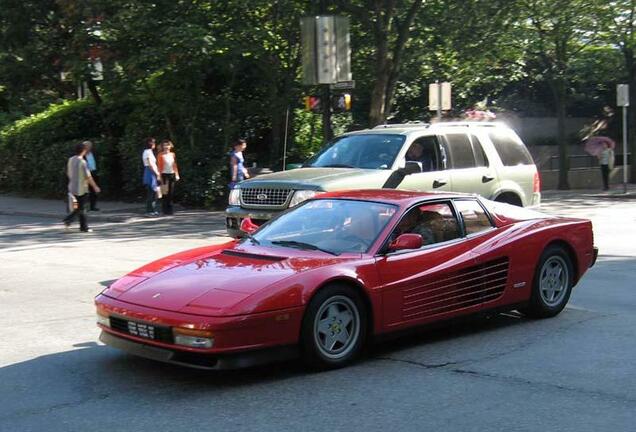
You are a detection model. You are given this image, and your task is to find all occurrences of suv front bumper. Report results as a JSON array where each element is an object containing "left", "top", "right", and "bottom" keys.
[{"left": 225, "top": 206, "right": 282, "bottom": 237}]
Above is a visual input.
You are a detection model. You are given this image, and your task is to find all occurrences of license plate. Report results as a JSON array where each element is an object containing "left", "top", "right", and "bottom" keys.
[{"left": 127, "top": 321, "right": 156, "bottom": 339}]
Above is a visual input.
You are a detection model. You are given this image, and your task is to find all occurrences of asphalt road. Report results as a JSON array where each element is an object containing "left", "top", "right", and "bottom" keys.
[{"left": 1, "top": 196, "right": 635, "bottom": 432}]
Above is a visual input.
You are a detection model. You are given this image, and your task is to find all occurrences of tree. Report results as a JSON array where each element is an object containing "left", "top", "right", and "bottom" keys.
[
  {"left": 602, "top": 0, "right": 636, "bottom": 183},
  {"left": 520, "top": 0, "right": 603, "bottom": 189}
]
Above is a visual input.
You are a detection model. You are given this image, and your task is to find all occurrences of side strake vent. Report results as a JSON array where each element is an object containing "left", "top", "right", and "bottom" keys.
[
  {"left": 221, "top": 250, "right": 286, "bottom": 261},
  {"left": 402, "top": 257, "right": 509, "bottom": 320}
]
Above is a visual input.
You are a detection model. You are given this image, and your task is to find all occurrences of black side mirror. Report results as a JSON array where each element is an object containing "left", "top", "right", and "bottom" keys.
[{"left": 382, "top": 161, "right": 422, "bottom": 189}]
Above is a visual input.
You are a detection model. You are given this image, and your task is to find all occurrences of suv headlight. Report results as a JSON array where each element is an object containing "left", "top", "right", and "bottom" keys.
[
  {"left": 228, "top": 188, "right": 240, "bottom": 205},
  {"left": 289, "top": 190, "right": 317, "bottom": 207}
]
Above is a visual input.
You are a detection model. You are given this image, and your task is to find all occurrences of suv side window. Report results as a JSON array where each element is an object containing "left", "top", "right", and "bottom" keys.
[
  {"left": 470, "top": 134, "right": 489, "bottom": 167},
  {"left": 406, "top": 135, "right": 445, "bottom": 171},
  {"left": 454, "top": 199, "right": 493, "bottom": 235},
  {"left": 487, "top": 129, "right": 533, "bottom": 166},
  {"left": 445, "top": 133, "right": 476, "bottom": 169}
]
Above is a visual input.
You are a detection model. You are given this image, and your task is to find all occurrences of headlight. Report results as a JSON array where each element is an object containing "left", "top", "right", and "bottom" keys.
[
  {"left": 289, "top": 190, "right": 317, "bottom": 207},
  {"left": 228, "top": 188, "right": 240, "bottom": 205},
  {"left": 173, "top": 327, "right": 215, "bottom": 349},
  {"left": 96, "top": 304, "right": 110, "bottom": 328}
]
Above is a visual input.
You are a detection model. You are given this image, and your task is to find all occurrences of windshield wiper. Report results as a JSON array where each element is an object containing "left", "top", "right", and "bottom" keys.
[
  {"left": 243, "top": 233, "right": 260, "bottom": 245},
  {"left": 271, "top": 240, "right": 340, "bottom": 256}
]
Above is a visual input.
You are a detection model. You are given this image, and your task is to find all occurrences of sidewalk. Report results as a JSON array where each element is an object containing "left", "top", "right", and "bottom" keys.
[
  {"left": 0, "top": 194, "right": 159, "bottom": 223},
  {"left": 2, "top": 186, "right": 635, "bottom": 224},
  {"left": 541, "top": 184, "right": 636, "bottom": 201}
]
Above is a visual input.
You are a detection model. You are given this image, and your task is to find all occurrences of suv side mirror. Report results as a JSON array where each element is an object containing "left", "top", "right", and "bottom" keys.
[
  {"left": 402, "top": 161, "right": 422, "bottom": 175},
  {"left": 388, "top": 233, "right": 423, "bottom": 251}
]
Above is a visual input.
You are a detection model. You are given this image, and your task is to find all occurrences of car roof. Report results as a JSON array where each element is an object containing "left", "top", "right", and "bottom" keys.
[
  {"left": 344, "top": 121, "right": 509, "bottom": 136},
  {"left": 316, "top": 189, "right": 476, "bottom": 207}
]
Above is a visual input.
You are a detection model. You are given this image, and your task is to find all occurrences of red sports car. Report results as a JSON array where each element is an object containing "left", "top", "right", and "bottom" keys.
[{"left": 95, "top": 190, "right": 597, "bottom": 369}]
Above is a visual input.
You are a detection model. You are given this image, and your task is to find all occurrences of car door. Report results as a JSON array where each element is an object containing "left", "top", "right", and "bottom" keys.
[
  {"left": 443, "top": 130, "right": 499, "bottom": 200},
  {"left": 376, "top": 200, "right": 489, "bottom": 331},
  {"left": 397, "top": 134, "right": 453, "bottom": 192}
]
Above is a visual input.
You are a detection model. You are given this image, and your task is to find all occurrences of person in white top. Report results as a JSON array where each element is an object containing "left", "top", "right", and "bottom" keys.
[
  {"left": 142, "top": 137, "right": 162, "bottom": 215},
  {"left": 598, "top": 142, "right": 613, "bottom": 191},
  {"left": 158, "top": 139, "right": 180, "bottom": 215}
]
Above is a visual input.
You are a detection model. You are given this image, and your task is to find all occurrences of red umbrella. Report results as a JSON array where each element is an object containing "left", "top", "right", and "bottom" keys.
[{"left": 584, "top": 136, "right": 615, "bottom": 157}]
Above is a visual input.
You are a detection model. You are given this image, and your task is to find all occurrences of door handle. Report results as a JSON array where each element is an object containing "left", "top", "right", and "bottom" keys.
[
  {"left": 433, "top": 179, "right": 447, "bottom": 188},
  {"left": 482, "top": 175, "right": 495, "bottom": 183}
]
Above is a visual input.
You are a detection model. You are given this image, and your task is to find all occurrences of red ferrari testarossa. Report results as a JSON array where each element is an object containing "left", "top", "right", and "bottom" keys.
[{"left": 95, "top": 190, "right": 597, "bottom": 369}]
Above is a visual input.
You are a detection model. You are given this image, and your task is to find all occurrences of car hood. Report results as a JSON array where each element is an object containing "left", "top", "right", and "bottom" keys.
[
  {"left": 240, "top": 167, "right": 393, "bottom": 191},
  {"left": 109, "top": 246, "right": 349, "bottom": 316}
]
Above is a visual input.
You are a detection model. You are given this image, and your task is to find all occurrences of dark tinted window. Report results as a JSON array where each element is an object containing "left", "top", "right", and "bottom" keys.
[
  {"left": 488, "top": 129, "right": 533, "bottom": 166},
  {"left": 454, "top": 200, "right": 493, "bottom": 235},
  {"left": 470, "top": 134, "right": 489, "bottom": 167},
  {"left": 446, "top": 133, "right": 476, "bottom": 169}
]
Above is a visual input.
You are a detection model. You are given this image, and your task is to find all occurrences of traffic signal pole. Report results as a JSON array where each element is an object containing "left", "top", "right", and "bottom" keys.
[{"left": 322, "top": 85, "right": 333, "bottom": 141}]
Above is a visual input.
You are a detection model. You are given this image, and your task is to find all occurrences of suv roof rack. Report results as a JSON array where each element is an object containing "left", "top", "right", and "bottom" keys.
[
  {"left": 432, "top": 121, "right": 500, "bottom": 128},
  {"left": 373, "top": 121, "right": 430, "bottom": 129}
]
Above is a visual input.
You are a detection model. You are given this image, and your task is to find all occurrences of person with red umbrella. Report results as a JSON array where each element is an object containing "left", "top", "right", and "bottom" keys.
[{"left": 584, "top": 136, "right": 615, "bottom": 191}]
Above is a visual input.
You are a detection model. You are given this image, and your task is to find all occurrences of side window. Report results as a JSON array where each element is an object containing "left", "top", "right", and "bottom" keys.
[
  {"left": 392, "top": 202, "right": 461, "bottom": 247},
  {"left": 470, "top": 134, "right": 489, "bottom": 167},
  {"left": 454, "top": 199, "right": 493, "bottom": 235},
  {"left": 445, "top": 133, "right": 476, "bottom": 169},
  {"left": 487, "top": 129, "right": 534, "bottom": 166},
  {"left": 405, "top": 136, "right": 442, "bottom": 172}
]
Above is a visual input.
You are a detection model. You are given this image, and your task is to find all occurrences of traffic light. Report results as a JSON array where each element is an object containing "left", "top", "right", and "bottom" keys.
[
  {"left": 304, "top": 95, "right": 321, "bottom": 113},
  {"left": 332, "top": 93, "right": 352, "bottom": 112}
]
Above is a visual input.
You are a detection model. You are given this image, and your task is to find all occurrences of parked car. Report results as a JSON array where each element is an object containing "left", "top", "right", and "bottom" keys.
[
  {"left": 226, "top": 121, "right": 541, "bottom": 237},
  {"left": 96, "top": 190, "right": 596, "bottom": 370}
]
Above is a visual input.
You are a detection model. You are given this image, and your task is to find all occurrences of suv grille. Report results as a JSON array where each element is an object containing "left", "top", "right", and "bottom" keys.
[{"left": 241, "top": 188, "right": 292, "bottom": 208}]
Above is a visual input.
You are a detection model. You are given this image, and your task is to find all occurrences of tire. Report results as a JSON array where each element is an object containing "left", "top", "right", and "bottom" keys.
[
  {"left": 521, "top": 245, "right": 574, "bottom": 318},
  {"left": 300, "top": 284, "right": 368, "bottom": 369}
]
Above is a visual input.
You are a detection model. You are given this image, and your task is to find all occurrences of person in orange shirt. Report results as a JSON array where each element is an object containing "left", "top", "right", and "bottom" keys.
[{"left": 157, "top": 139, "right": 180, "bottom": 215}]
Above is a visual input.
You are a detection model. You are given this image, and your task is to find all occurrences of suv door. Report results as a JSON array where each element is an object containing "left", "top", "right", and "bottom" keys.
[
  {"left": 396, "top": 134, "right": 453, "bottom": 192},
  {"left": 442, "top": 130, "right": 499, "bottom": 200}
]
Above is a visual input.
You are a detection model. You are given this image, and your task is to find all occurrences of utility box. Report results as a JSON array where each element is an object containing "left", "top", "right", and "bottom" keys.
[{"left": 301, "top": 16, "right": 351, "bottom": 85}]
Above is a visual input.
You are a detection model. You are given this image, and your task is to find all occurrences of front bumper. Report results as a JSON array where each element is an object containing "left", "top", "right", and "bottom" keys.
[
  {"left": 225, "top": 206, "right": 282, "bottom": 237},
  {"left": 100, "top": 330, "right": 297, "bottom": 370}
]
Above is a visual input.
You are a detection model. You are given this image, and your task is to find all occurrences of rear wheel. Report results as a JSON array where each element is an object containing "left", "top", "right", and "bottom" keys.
[
  {"left": 495, "top": 192, "right": 522, "bottom": 207},
  {"left": 521, "top": 245, "right": 573, "bottom": 318},
  {"left": 300, "top": 284, "right": 367, "bottom": 369}
]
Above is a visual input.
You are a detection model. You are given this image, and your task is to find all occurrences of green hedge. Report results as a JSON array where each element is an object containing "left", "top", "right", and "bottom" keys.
[{"left": 0, "top": 98, "right": 231, "bottom": 207}]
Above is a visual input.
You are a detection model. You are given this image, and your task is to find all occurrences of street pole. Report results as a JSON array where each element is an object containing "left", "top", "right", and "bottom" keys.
[
  {"left": 437, "top": 80, "right": 442, "bottom": 122},
  {"left": 623, "top": 105, "right": 628, "bottom": 194},
  {"left": 282, "top": 106, "right": 290, "bottom": 171}
]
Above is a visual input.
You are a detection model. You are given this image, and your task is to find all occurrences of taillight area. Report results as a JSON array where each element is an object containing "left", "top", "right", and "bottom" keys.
[{"left": 533, "top": 171, "right": 541, "bottom": 193}]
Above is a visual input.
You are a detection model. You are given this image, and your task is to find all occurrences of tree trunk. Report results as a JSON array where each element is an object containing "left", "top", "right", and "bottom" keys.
[{"left": 369, "top": 57, "right": 390, "bottom": 127}]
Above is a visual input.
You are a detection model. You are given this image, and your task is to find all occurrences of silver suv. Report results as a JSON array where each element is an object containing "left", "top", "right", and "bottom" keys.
[{"left": 226, "top": 121, "right": 540, "bottom": 237}]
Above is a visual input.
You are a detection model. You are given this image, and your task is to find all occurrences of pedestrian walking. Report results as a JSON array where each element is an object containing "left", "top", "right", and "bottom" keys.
[
  {"left": 158, "top": 139, "right": 180, "bottom": 215},
  {"left": 63, "top": 141, "right": 101, "bottom": 232},
  {"left": 598, "top": 141, "right": 614, "bottom": 191},
  {"left": 229, "top": 138, "right": 250, "bottom": 188},
  {"left": 85, "top": 141, "right": 100, "bottom": 211},
  {"left": 142, "top": 137, "right": 162, "bottom": 216}
]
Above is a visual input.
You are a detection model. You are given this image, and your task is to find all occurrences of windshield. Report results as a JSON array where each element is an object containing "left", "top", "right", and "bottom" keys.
[
  {"left": 304, "top": 134, "right": 406, "bottom": 169},
  {"left": 247, "top": 199, "right": 398, "bottom": 254}
]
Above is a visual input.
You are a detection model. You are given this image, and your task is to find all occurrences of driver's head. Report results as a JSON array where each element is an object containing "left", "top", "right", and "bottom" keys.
[{"left": 406, "top": 142, "right": 423, "bottom": 160}]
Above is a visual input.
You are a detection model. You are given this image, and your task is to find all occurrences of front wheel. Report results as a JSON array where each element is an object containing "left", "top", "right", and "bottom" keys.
[
  {"left": 300, "top": 284, "right": 367, "bottom": 369},
  {"left": 521, "top": 245, "right": 574, "bottom": 318}
]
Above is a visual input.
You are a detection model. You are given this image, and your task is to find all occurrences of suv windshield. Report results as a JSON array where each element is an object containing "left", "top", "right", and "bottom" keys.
[
  {"left": 304, "top": 134, "right": 405, "bottom": 169},
  {"left": 248, "top": 199, "right": 398, "bottom": 254}
]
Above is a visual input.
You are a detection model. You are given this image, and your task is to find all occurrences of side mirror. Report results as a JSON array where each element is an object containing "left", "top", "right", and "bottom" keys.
[
  {"left": 388, "top": 233, "right": 423, "bottom": 251},
  {"left": 240, "top": 217, "right": 259, "bottom": 234},
  {"left": 402, "top": 161, "right": 422, "bottom": 175}
]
